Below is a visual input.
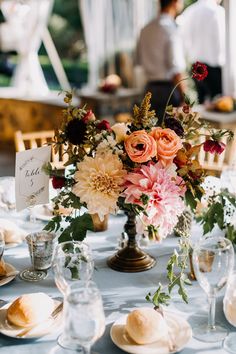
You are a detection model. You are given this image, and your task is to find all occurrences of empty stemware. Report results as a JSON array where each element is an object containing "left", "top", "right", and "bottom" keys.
[
  {"left": 53, "top": 241, "right": 94, "bottom": 295},
  {"left": 192, "top": 236, "right": 234, "bottom": 342}
]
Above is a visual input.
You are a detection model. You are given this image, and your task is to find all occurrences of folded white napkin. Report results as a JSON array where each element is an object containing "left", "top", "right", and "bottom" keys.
[{"left": 0, "top": 219, "right": 27, "bottom": 244}]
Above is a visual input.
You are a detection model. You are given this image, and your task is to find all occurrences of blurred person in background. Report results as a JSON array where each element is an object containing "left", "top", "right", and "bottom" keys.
[
  {"left": 136, "top": 0, "right": 186, "bottom": 123},
  {"left": 179, "top": 0, "right": 225, "bottom": 103}
]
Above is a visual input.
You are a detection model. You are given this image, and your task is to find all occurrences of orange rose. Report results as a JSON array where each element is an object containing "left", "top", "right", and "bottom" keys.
[
  {"left": 124, "top": 130, "right": 157, "bottom": 163},
  {"left": 150, "top": 128, "right": 182, "bottom": 166}
]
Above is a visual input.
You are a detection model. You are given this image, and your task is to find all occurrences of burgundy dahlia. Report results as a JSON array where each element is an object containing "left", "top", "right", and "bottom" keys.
[
  {"left": 164, "top": 117, "right": 184, "bottom": 137},
  {"left": 192, "top": 62, "right": 208, "bottom": 81},
  {"left": 52, "top": 176, "right": 66, "bottom": 189},
  {"left": 203, "top": 140, "right": 226, "bottom": 155},
  {"left": 65, "top": 119, "right": 87, "bottom": 145}
]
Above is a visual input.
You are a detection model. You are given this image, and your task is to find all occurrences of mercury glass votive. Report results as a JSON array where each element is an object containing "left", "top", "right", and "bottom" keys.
[{"left": 20, "top": 231, "right": 56, "bottom": 281}]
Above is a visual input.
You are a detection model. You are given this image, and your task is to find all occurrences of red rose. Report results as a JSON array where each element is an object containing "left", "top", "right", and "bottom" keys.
[
  {"left": 203, "top": 140, "right": 226, "bottom": 155},
  {"left": 97, "top": 119, "right": 111, "bottom": 131},
  {"left": 192, "top": 62, "right": 208, "bottom": 81},
  {"left": 82, "top": 110, "right": 95, "bottom": 124},
  {"left": 52, "top": 176, "right": 66, "bottom": 189}
]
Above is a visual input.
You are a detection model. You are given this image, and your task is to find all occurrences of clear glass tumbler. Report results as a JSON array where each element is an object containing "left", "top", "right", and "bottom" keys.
[{"left": 58, "top": 281, "right": 105, "bottom": 353}]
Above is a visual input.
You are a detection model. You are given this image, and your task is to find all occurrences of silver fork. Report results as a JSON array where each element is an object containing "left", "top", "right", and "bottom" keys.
[{"left": 16, "top": 302, "right": 63, "bottom": 338}]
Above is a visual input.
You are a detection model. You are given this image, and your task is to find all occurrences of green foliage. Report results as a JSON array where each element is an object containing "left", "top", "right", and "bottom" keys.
[
  {"left": 184, "top": 0, "right": 197, "bottom": 8},
  {"left": 197, "top": 189, "right": 236, "bottom": 243},
  {"left": 49, "top": 0, "right": 83, "bottom": 59},
  {"left": 185, "top": 189, "right": 197, "bottom": 210},
  {"left": 44, "top": 213, "right": 94, "bottom": 243},
  {"left": 146, "top": 232, "right": 192, "bottom": 307},
  {"left": 146, "top": 284, "right": 171, "bottom": 308}
]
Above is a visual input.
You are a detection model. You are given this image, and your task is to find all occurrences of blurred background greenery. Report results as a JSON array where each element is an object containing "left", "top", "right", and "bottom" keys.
[{"left": 0, "top": 0, "right": 196, "bottom": 89}]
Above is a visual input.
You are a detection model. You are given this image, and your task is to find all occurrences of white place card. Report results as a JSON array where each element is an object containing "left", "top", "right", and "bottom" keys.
[{"left": 15, "top": 146, "right": 51, "bottom": 211}]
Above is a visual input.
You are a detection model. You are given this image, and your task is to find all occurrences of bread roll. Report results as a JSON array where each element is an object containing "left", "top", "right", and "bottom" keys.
[
  {"left": 7, "top": 293, "right": 54, "bottom": 327},
  {"left": 0, "top": 258, "right": 7, "bottom": 276},
  {"left": 126, "top": 307, "right": 168, "bottom": 345}
]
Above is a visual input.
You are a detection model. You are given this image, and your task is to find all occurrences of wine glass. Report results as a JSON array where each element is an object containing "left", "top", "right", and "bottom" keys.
[
  {"left": 192, "top": 236, "right": 234, "bottom": 342},
  {"left": 58, "top": 281, "right": 106, "bottom": 353},
  {"left": 223, "top": 271, "right": 236, "bottom": 353},
  {"left": 53, "top": 241, "right": 94, "bottom": 295}
]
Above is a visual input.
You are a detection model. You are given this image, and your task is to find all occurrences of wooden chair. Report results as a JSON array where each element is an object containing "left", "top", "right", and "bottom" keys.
[
  {"left": 192, "top": 128, "right": 236, "bottom": 175},
  {"left": 14, "top": 130, "right": 68, "bottom": 170}
]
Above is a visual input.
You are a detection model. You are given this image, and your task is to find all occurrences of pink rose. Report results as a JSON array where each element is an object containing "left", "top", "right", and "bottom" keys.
[
  {"left": 82, "top": 110, "right": 95, "bottom": 124},
  {"left": 124, "top": 130, "right": 157, "bottom": 163},
  {"left": 150, "top": 127, "right": 182, "bottom": 166}
]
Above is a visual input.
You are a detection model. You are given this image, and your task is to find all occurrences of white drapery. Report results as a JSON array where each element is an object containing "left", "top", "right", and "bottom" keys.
[
  {"left": 79, "top": 0, "right": 157, "bottom": 90},
  {"left": 0, "top": 0, "right": 53, "bottom": 96},
  {"left": 223, "top": 0, "right": 236, "bottom": 97}
]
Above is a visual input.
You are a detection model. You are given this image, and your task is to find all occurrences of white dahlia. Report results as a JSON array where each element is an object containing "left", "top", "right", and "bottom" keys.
[{"left": 73, "top": 152, "right": 127, "bottom": 221}]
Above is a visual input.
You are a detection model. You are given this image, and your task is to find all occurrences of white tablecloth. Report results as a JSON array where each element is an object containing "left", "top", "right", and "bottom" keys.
[{"left": 0, "top": 212, "right": 235, "bottom": 354}]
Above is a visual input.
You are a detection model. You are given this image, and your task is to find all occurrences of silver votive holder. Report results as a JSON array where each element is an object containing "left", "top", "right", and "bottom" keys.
[
  {"left": 26, "top": 231, "right": 56, "bottom": 270},
  {"left": 20, "top": 231, "right": 56, "bottom": 282}
]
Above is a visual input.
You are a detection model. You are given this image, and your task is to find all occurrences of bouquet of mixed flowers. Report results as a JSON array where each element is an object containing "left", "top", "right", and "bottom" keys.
[{"left": 44, "top": 62, "right": 233, "bottom": 305}]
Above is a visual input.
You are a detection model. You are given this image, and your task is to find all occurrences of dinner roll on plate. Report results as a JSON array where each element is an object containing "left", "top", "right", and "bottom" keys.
[
  {"left": 7, "top": 293, "right": 55, "bottom": 327},
  {"left": 126, "top": 307, "right": 168, "bottom": 345},
  {"left": 0, "top": 258, "right": 7, "bottom": 276}
]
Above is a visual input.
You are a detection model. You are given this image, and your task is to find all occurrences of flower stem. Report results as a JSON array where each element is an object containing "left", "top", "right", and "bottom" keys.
[{"left": 162, "top": 77, "right": 188, "bottom": 122}]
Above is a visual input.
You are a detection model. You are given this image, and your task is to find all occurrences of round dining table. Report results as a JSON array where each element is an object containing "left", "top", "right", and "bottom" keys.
[{"left": 0, "top": 209, "right": 235, "bottom": 354}]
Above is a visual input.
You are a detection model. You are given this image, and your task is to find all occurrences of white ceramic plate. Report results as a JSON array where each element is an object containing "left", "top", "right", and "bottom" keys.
[
  {"left": 32, "top": 204, "right": 54, "bottom": 221},
  {"left": 110, "top": 311, "right": 192, "bottom": 354},
  {"left": 0, "top": 299, "right": 62, "bottom": 339},
  {"left": 0, "top": 263, "right": 18, "bottom": 286}
]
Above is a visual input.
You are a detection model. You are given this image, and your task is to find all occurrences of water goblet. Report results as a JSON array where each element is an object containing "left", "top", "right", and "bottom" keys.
[
  {"left": 223, "top": 271, "right": 236, "bottom": 353},
  {"left": 192, "top": 236, "right": 234, "bottom": 342},
  {"left": 58, "top": 281, "right": 105, "bottom": 353},
  {"left": 19, "top": 231, "right": 56, "bottom": 281},
  {"left": 53, "top": 241, "right": 94, "bottom": 295}
]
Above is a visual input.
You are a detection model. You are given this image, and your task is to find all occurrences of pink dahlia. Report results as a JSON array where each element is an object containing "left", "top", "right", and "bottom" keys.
[{"left": 123, "top": 162, "right": 186, "bottom": 240}]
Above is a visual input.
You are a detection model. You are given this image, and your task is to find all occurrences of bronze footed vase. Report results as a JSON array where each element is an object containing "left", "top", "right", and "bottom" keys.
[{"left": 107, "top": 210, "right": 156, "bottom": 272}]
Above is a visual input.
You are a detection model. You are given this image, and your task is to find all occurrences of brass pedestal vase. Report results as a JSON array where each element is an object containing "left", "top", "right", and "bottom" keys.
[{"left": 107, "top": 210, "right": 156, "bottom": 272}]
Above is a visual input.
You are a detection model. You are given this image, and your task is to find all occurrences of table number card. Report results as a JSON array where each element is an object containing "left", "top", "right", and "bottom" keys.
[{"left": 15, "top": 146, "right": 51, "bottom": 211}]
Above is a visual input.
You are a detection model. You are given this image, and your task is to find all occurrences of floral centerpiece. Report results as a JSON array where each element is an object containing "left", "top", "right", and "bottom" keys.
[{"left": 44, "top": 62, "right": 233, "bottom": 305}]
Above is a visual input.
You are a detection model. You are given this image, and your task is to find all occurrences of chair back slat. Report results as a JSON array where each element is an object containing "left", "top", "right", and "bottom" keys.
[
  {"left": 14, "top": 130, "right": 68, "bottom": 170},
  {"left": 189, "top": 128, "right": 236, "bottom": 174}
]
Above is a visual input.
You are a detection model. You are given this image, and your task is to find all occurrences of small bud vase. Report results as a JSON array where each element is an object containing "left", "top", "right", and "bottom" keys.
[{"left": 91, "top": 213, "right": 109, "bottom": 232}]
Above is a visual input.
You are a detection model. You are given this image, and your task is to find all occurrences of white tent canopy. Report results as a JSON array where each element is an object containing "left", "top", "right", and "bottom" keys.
[{"left": 79, "top": 0, "right": 157, "bottom": 90}]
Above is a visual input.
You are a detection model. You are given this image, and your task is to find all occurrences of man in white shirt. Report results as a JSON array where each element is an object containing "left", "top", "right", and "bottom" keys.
[
  {"left": 136, "top": 0, "right": 185, "bottom": 123},
  {"left": 179, "top": 0, "right": 225, "bottom": 103}
]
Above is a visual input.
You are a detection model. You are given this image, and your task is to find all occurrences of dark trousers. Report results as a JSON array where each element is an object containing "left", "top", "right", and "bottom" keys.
[
  {"left": 194, "top": 64, "right": 222, "bottom": 104},
  {"left": 145, "top": 81, "right": 182, "bottom": 125}
]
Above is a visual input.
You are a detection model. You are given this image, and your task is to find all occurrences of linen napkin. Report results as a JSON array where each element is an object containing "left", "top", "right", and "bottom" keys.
[{"left": 0, "top": 219, "right": 27, "bottom": 244}]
